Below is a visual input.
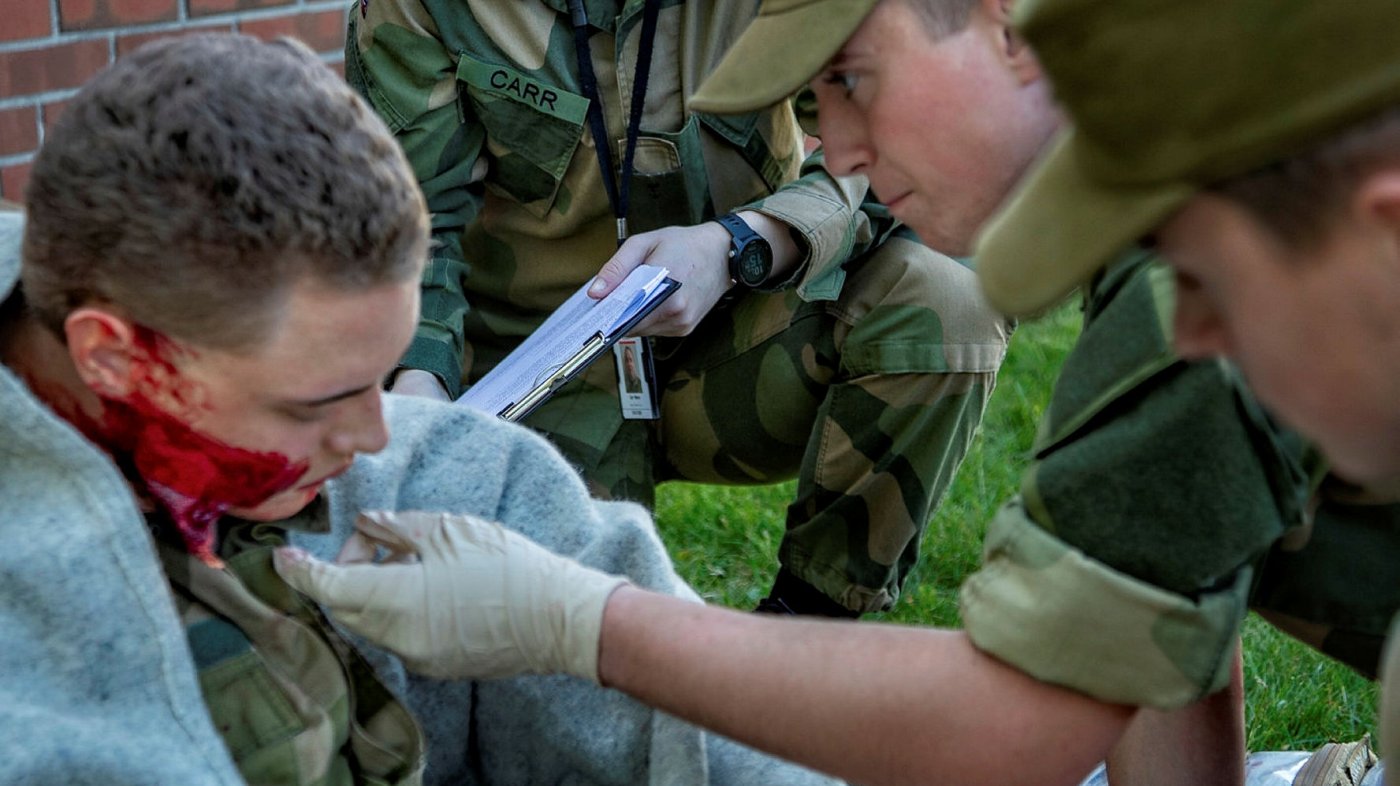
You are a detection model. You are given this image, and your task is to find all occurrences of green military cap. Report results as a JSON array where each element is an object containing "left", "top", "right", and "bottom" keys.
[
  {"left": 690, "top": 0, "right": 878, "bottom": 113},
  {"left": 978, "top": 0, "right": 1400, "bottom": 317}
]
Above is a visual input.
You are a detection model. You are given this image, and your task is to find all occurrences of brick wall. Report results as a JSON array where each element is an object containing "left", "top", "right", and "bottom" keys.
[{"left": 0, "top": 0, "right": 352, "bottom": 200}]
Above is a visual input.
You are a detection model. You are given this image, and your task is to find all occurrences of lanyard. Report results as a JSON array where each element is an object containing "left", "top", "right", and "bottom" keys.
[{"left": 568, "top": 0, "right": 661, "bottom": 247}]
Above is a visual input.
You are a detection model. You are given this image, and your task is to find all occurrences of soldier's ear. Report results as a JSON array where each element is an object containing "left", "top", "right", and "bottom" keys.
[
  {"left": 1355, "top": 170, "right": 1400, "bottom": 232},
  {"left": 1350, "top": 170, "right": 1400, "bottom": 279},
  {"left": 985, "top": 0, "right": 1041, "bottom": 85},
  {"left": 65, "top": 307, "right": 141, "bottom": 398}
]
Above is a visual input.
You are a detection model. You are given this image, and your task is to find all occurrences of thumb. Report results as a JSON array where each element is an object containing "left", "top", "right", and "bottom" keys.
[
  {"left": 588, "top": 234, "right": 654, "bottom": 299},
  {"left": 273, "top": 546, "right": 390, "bottom": 612}
]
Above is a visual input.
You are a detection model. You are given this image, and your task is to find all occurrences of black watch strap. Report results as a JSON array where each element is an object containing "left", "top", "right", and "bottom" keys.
[{"left": 715, "top": 212, "right": 773, "bottom": 288}]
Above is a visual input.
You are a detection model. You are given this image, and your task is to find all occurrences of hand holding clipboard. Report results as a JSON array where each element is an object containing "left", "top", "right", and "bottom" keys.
[{"left": 455, "top": 265, "right": 679, "bottom": 421}]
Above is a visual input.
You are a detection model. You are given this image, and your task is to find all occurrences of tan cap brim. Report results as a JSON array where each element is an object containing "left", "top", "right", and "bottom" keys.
[
  {"left": 690, "top": 0, "right": 878, "bottom": 114},
  {"left": 976, "top": 129, "right": 1196, "bottom": 317}
]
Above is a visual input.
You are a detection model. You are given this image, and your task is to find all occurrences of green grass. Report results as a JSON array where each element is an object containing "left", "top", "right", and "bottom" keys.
[{"left": 654, "top": 305, "right": 1378, "bottom": 754}]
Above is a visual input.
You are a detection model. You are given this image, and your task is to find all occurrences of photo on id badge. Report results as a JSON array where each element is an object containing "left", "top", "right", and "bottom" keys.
[{"left": 614, "top": 337, "right": 659, "bottom": 420}]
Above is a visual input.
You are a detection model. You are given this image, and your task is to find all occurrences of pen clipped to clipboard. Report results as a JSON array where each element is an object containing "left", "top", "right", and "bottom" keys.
[{"left": 455, "top": 264, "right": 679, "bottom": 422}]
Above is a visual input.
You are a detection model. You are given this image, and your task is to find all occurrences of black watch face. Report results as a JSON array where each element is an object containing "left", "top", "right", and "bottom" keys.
[{"left": 735, "top": 243, "right": 771, "bottom": 287}]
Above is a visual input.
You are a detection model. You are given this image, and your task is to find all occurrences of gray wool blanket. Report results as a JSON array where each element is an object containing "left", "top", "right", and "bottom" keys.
[{"left": 293, "top": 393, "right": 840, "bottom": 786}]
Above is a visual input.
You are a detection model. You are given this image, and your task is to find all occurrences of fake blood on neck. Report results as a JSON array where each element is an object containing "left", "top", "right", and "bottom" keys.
[{"left": 84, "top": 327, "right": 307, "bottom": 566}]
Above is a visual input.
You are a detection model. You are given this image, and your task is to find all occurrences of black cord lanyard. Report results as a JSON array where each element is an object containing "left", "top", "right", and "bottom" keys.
[{"left": 568, "top": 0, "right": 661, "bottom": 247}]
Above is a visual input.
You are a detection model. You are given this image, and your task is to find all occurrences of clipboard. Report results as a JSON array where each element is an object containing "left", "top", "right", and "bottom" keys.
[{"left": 455, "top": 264, "right": 680, "bottom": 422}]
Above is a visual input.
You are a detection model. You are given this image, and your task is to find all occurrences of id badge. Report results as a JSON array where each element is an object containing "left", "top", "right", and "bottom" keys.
[{"left": 613, "top": 337, "right": 660, "bottom": 420}]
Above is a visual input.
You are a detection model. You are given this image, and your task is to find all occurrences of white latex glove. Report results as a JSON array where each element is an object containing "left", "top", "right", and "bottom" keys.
[{"left": 273, "top": 510, "right": 627, "bottom": 682}]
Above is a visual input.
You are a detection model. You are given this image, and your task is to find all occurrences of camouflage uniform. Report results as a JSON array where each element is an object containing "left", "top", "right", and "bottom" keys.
[
  {"left": 154, "top": 517, "right": 426, "bottom": 785},
  {"left": 961, "top": 251, "right": 1400, "bottom": 708},
  {"left": 348, "top": 0, "right": 1010, "bottom": 611}
]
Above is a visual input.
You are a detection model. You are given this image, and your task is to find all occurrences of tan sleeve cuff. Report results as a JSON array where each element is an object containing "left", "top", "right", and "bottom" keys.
[
  {"left": 960, "top": 500, "right": 1249, "bottom": 709},
  {"left": 744, "top": 174, "right": 872, "bottom": 302}
]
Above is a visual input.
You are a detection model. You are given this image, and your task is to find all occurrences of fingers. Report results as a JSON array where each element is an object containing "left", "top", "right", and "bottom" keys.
[
  {"left": 630, "top": 290, "right": 694, "bottom": 336},
  {"left": 335, "top": 530, "right": 381, "bottom": 565},
  {"left": 350, "top": 509, "right": 515, "bottom": 561},
  {"left": 333, "top": 510, "right": 421, "bottom": 559},
  {"left": 273, "top": 546, "right": 400, "bottom": 612},
  {"left": 357, "top": 510, "right": 436, "bottom": 544},
  {"left": 589, "top": 233, "right": 657, "bottom": 299},
  {"left": 332, "top": 510, "right": 444, "bottom": 565}
]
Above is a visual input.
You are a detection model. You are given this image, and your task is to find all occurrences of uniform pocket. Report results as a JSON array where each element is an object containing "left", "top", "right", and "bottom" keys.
[
  {"left": 696, "top": 110, "right": 791, "bottom": 193},
  {"left": 627, "top": 114, "right": 712, "bottom": 233},
  {"left": 191, "top": 614, "right": 345, "bottom": 784},
  {"left": 198, "top": 646, "right": 305, "bottom": 760},
  {"left": 457, "top": 53, "right": 588, "bottom": 218}
]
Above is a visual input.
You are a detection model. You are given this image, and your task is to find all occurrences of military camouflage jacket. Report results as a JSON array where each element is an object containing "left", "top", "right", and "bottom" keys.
[
  {"left": 155, "top": 517, "right": 425, "bottom": 786},
  {"left": 348, "top": 0, "right": 883, "bottom": 396},
  {"left": 961, "top": 251, "right": 1317, "bottom": 709},
  {"left": 962, "top": 248, "right": 1400, "bottom": 710}
]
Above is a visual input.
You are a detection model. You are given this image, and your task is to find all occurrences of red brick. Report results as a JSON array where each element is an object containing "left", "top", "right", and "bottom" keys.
[
  {"left": 0, "top": 0, "right": 53, "bottom": 43},
  {"left": 189, "top": 0, "right": 291, "bottom": 17},
  {"left": 0, "top": 106, "right": 39, "bottom": 158},
  {"left": 116, "top": 22, "right": 234, "bottom": 58},
  {"left": 241, "top": 9, "right": 348, "bottom": 55},
  {"left": 58, "top": 0, "right": 177, "bottom": 31},
  {"left": 327, "top": 58, "right": 345, "bottom": 80},
  {"left": 0, "top": 40, "right": 110, "bottom": 99},
  {"left": 1, "top": 160, "right": 34, "bottom": 202}
]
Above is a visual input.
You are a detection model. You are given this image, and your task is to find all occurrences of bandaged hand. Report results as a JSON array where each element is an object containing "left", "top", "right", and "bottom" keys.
[{"left": 273, "top": 510, "right": 628, "bottom": 683}]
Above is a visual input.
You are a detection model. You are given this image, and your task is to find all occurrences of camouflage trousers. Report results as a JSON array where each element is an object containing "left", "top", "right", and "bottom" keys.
[{"left": 517, "top": 231, "right": 1011, "bottom": 612}]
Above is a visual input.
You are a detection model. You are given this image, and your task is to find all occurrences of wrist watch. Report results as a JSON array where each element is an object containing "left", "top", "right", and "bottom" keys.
[{"left": 715, "top": 212, "right": 773, "bottom": 288}]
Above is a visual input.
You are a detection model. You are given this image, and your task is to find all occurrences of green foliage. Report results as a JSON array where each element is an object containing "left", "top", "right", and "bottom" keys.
[
  {"left": 1240, "top": 616, "right": 1378, "bottom": 752},
  {"left": 654, "top": 305, "right": 1378, "bottom": 754}
]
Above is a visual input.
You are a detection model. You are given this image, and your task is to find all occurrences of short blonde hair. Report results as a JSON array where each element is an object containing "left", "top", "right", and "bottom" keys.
[{"left": 904, "top": 0, "right": 980, "bottom": 39}]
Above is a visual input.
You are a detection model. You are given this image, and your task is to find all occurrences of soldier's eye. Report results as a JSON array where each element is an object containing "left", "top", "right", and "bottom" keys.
[{"left": 821, "top": 71, "right": 860, "bottom": 97}]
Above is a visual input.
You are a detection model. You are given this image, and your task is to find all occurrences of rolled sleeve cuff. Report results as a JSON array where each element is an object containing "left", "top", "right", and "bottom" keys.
[
  {"left": 960, "top": 500, "right": 1249, "bottom": 709},
  {"left": 398, "top": 334, "right": 464, "bottom": 400},
  {"left": 746, "top": 189, "right": 867, "bottom": 302}
]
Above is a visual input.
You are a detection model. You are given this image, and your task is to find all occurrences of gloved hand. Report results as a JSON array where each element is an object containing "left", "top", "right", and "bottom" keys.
[{"left": 273, "top": 510, "right": 628, "bottom": 683}]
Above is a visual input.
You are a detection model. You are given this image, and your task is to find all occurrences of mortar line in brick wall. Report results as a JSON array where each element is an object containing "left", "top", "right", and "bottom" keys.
[
  {"left": 187, "top": 0, "right": 353, "bottom": 26},
  {"left": 0, "top": 151, "right": 34, "bottom": 168},
  {"left": 0, "top": 89, "right": 79, "bottom": 111},
  {"left": 1, "top": 55, "right": 345, "bottom": 112},
  {"left": 211, "top": 0, "right": 352, "bottom": 23},
  {"left": 0, "top": 0, "right": 350, "bottom": 56},
  {"left": 0, "top": 30, "right": 113, "bottom": 54}
]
